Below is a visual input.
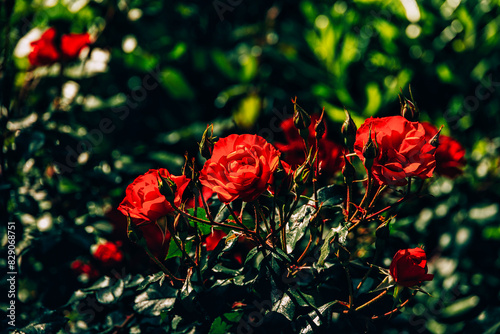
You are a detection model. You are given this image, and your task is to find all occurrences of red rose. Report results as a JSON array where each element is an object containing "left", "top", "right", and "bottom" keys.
[
  {"left": 390, "top": 247, "right": 434, "bottom": 287},
  {"left": 421, "top": 122, "right": 466, "bottom": 178},
  {"left": 28, "top": 27, "right": 91, "bottom": 67},
  {"left": 199, "top": 134, "right": 280, "bottom": 203},
  {"left": 93, "top": 241, "right": 124, "bottom": 266},
  {"left": 118, "top": 169, "right": 190, "bottom": 225},
  {"left": 354, "top": 116, "right": 436, "bottom": 186},
  {"left": 275, "top": 115, "right": 344, "bottom": 175}
]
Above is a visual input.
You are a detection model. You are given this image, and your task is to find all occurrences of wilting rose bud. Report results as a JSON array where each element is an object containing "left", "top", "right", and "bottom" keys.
[
  {"left": 342, "top": 155, "right": 355, "bottom": 184},
  {"left": 199, "top": 124, "right": 216, "bottom": 160},
  {"left": 341, "top": 109, "right": 357, "bottom": 152},
  {"left": 314, "top": 108, "right": 326, "bottom": 140},
  {"left": 429, "top": 125, "right": 444, "bottom": 149},
  {"left": 390, "top": 247, "right": 434, "bottom": 287},
  {"left": 292, "top": 97, "right": 311, "bottom": 130}
]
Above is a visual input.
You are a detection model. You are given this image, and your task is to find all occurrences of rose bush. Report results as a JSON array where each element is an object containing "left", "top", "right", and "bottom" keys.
[
  {"left": 118, "top": 169, "right": 190, "bottom": 224},
  {"left": 390, "top": 247, "right": 434, "bottom": 287},
  {"left": 354, "top": 116, "right": 437, "bottom": 186},
  {"left": 29, "top": 27, "right": 91, "bottom": 67},
  {"left": 199, "top": 134, "right": 280, "bottom": 203}
]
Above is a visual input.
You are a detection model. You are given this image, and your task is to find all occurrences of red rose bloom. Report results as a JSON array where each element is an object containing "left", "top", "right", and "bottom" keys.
[
  {"left": 390, "top": 247, "right": 434, "bottom": 287},
  {"left": 354, "top": 116, "right": 436, "bottom": 186},
  {"left": 118, "top": 169, "right": 190, "bottom": 225},
  {"left": 275, "top": 115, "right": 344, "bottom": 175},
  {"left": 28, "top": 27, "right": 91, "bottom": 67},
  {"left": 93, "top": 241, "right": 124, "bottom": 266},
  {"left": 199, "top": 134, "right": 280, "bottom": 203},
  {"left": 421, "top": 122, "right": 466, "bottom": 178}
]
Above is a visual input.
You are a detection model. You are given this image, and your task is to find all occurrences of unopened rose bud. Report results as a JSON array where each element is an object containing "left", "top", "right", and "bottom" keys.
[
  {"left": 199, "top": 124, "right": 216, "bottom": 159},
  {"left": 399, "top": 86, "right": 419, "bottom": 122},
  {"left": 292, "top": 97, "right": 311, "bottom": 130},
  {"left": 158, "top": 173, "right": 177, "bottom": 204},
  {"left": 315, "top": 108, "right": 326, "bottom": 140},
  {"left": 362, "top": 127, "right": 378, "bottom": 171},
  {"left": 293, "top": 161, "right": 311, "bottom": 187},
  {"left": 341, "top": 109, "right": 357, "bottom": 152},
  {"left": 342, "top": 155, "right": 355, "bottom": 184}
]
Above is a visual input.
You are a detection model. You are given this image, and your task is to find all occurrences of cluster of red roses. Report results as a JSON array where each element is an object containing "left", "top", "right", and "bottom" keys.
[
  {"left": 28, "top": 27, "right": 91, "bottom": 67},
  {"left": 116, "top": 107, "right": 465, "bottom": 288},
  {"left": 71, "top": 241, "right": 124, "bottom": 280}
]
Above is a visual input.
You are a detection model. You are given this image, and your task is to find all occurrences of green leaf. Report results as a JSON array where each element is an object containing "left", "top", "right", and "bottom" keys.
[
  {"left": 272, "top": 292, "right": 296, "bottom": 321},
  {"left": 16, "top": 310, "right": 67, "bottom": 334},
  {"left": 188, "top": 207, "right": 212, "bottom": 235},
  {"left": 165, "top": 237, "right": 193, "bottom": 260},
  {"left": 317, "top": 185, "right": 344, "bottom": 207},
  {"left": 134, "top": 284, "right": 176, "bottom": 316},
  {"left": 318, "top": 224, "right": 348, "bottom": 267},
  {"left": 209, "top": 316, "right": 233, "bottom": 334},
  {"left": 286, "top": 203, "right": 315, "bottom": 253},
  {"left": 95, "top": 278, "right": 125, "bottom": 304},
  {"left": 160, "top": 67, "right": 194, "bottom": 99}
]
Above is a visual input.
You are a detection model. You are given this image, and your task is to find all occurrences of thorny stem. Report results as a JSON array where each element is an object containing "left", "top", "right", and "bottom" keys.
[
  {"left": 371, "top": 291, "right": 417, "bottom": 319},
  {"left": 345, "top": 264, "right": 354, "bottom": 311},
  {"left": 111, "top": 313, "right": 135, "bottom": 334},
  {"left": 142, "top": 242, "right": 181, "bottom": 284},
  {"left": 296, "top": 232, "right": 313, "bottom": 264},
  {"left": 167, "top": 217, "right": 197, "bottom": 269},
  {"left": 354, "top": 290, "right": 388, "bottom": 312}
]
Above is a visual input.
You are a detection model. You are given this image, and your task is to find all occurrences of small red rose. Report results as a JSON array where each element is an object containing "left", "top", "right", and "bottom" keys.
[
  {"left": 390, "top": 247, "right": 434, "bottom": 287},
  {"left": 118, "top": 169, "right": 190, "bottom": 225},
  {"left": 71, "top": 259, "right": 99, "bottom": 279},
  {"left": 93, "top": 241, "right": 124, "bottom": 266},
  {"left": 421, "top": 122, "right": 466, "bottom": 178},
  {"left": 28, "top": 27, "right": 91, "bottom": 67},
  {"left": 199, "top": 134, "right": 280, "bottom": 203},
  {"left": 354, "top": 116, "right": 436, "bottom": 186}
]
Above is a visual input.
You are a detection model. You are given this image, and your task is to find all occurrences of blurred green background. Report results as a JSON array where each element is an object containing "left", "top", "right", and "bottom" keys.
[{"left": 1, "top": 0, "right": 500, "bottom": 332}]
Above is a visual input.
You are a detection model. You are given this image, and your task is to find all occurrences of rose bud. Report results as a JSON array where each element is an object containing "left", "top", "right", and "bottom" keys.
[
  {"left": 292, "top": 97, "right": 311, "bottom": 130},
  {"left": 314, "top": 108, "right": 326, "bottom": 140},
  {"left": 342, "top": 155, "right": 355, "bottom": 185},
  {"left": 399, "top": 87, "right": 419, "bottom": 122},
  {"left": 362, "top": 127, "right": 378, "bottom": 171},
  {"left": 390, "top": 247, "right": 434, "bottom": 287},
  {"left": 199, "top": 124, "right": 216, "bottom": 160},
  {"left": 341, "top": 109, "right": 357, "bottom": 152}
]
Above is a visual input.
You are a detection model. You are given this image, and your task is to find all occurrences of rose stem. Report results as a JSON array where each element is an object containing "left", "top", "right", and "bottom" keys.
[
  {"left": 226, "top": 203, "right": 248, "bottom": 231},
  {"left": 353, "top": 290, "right": 388, "bottom": 312},
  {"left": 344, "top": 262, "right": 354, "bottom": 311},
  {"left": 142, "top": 242, "right": 182, "bottom": 284},
  {"left": 254, "top": 202, "right": 271, "bottom": 236},
  {"left": 168, "top": 217, "right": 198, "bottom": 269},
  {"left": 296, "top": 232, "right": 313, "bottom": 264},
  {"left": 371, "top": 291, "right": 417, "bottom": 319}
]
